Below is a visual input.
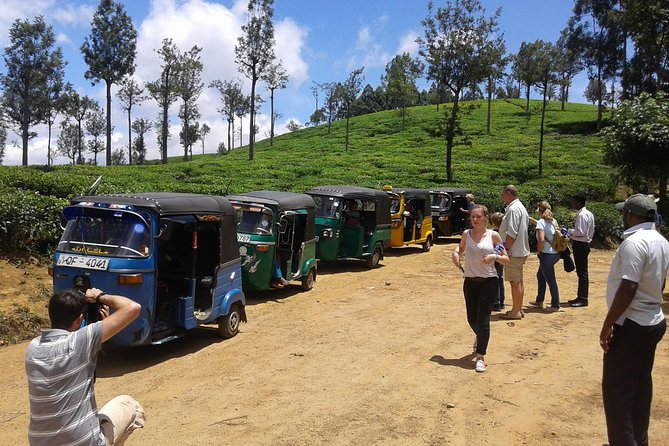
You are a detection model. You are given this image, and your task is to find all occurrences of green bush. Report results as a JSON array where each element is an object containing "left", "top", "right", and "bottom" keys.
[{"left": 0, "top": 189, "right": 67, "bottom": 256}]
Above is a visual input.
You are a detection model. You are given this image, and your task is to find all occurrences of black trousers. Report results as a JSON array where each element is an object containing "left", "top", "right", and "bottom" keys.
[
  {"left": 572, "top": 240, "right": 590, "bottom": 299},
  {"left": 463, "top": 277, "right": 497, "bottom": 356},
  {"left": 602, "top": 318, "right": 666, "bottom": 446}
]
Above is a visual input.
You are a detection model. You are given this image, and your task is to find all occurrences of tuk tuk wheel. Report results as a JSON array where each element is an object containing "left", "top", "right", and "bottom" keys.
[
  {"left": 218, "top": 303, "right": 242, "bottom": 339},
  {"left": 365, "top": 245, "right": 382, "bottom": 268},
  {"left": 422, "top": 235, "right": 433, "bottom": 252},
  {"left": 301, "top": 268, "right": 315, "bottom": 291}
]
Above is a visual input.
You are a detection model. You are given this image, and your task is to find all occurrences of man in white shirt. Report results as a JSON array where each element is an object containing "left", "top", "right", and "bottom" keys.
[
  {"left": 567, "top": 193, "right": 595, "bottom": 307},
  {"left": 498, "top": 185, "right": 530, "bottom": 320},
  {"left": 600, "top": 194, "right": 669, "bottom": 446}
]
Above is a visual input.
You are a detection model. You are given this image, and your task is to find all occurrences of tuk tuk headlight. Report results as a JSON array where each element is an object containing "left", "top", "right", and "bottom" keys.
[
  {"left": 439, "top": 216, "right": 449, "bottom": 221},
  {"left": 322, "top": 228, "right": 334, "bottom": 238}
]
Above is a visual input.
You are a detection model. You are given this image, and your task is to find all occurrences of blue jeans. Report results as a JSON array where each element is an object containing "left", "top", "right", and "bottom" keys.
[{"left": 536, "top": 252, "right": 560, "bottom": 308}]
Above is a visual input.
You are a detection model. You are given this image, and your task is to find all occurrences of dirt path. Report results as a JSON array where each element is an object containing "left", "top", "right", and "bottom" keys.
[{"left": 1, "top": 243, "right": 668, "bottom": 445}]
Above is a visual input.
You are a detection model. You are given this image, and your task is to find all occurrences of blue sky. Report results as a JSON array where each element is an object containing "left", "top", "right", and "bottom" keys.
[{"left": 0, "top": 0, "right": 587, "bottom": 165}]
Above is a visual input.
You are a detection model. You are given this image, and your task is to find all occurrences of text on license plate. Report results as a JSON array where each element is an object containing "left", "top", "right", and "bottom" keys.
[
  {"left": 57, "top": 255, "right": 109, "bottom": 271},
  {"left": 237, "top": 234, "right": 251, "bottom": 243}
]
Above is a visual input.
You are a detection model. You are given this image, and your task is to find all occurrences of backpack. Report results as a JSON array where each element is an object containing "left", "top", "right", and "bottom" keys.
[{"left": 549, "top": 219, "right": 569, "bottom": 252}]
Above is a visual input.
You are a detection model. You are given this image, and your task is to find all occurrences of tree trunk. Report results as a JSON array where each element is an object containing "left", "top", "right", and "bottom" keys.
[
  {"left": 270, "top": 88, "right": 275, "bottom": 146},
  {"left": 560, "top": 74, "right": 566, "bottom": 112},
  {"left": 183, "top": 101, "right": 189, "bottom": 161},
  {"left": 345, "top": 116, "right": 350, "bottom": 151},
  {"left": 249, "top": 76, "right": 256, "bottom": 161},
  {"left": 21, "top": 124, "right": 29, "bottom": 166},
  {"left": 127, "top": 107, "right": 132, "bottom": 165},
  {"left": 486, "top": 77, "right": 492, "bottom": 135},
  {"left": 106, "top": 80, "right": 112, "bottom": 166},
  {"left": 445, "top": 93, "right": 460, "bottom": 182},
  {"left": 596, "top": 64, "right": 603, "bottom": 131},
  {"left": 525, "top": 83, "right": 531, "bottom": 116},
  {"left": 539, "top": 84, "right": 548, "bottom": 177},
  {"left": 47, "top": 121, "right": 53, "bottom": 166}
]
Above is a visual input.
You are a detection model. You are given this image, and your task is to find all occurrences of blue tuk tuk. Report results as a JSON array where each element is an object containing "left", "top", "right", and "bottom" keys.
[{"left": 51, "top": 193, "right": 246, "bottom": 345}]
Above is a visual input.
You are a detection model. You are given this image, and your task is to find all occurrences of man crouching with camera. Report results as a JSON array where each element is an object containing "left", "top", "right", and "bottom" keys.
[{"left": 25, "top": 288, "right": 145, "bottom": 445}]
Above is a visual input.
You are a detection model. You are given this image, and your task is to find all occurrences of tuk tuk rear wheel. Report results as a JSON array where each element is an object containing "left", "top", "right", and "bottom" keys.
[
  {"left": 218, "top": 303, "right": 242, "bottom": 339},
  {"left": 422, "top": 235, "right": 433, "bottom": 252},
  {"left": 301, "top": 268, "right": 315, "bottom": 291},
  {"left": 366, "top": 245, "right": 382, "bottom": 268}
]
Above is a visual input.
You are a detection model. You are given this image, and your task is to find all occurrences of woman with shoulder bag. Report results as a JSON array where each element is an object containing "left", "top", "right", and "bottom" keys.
[{"left": 529, "top": 201, "right": 561, "bottom": 312}]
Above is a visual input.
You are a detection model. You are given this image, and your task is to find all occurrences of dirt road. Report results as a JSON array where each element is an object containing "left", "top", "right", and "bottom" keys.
[{"left": 1, "top": 242, "right": 668, "bottom": 445}]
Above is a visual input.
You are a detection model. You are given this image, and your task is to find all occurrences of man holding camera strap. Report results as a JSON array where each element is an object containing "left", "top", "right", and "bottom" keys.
[{"left": 25, "top": 288, "right": 145, "bottom": 445}]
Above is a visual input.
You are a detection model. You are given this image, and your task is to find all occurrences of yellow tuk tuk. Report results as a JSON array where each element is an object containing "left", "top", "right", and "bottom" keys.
[{"left": 382, "top": 186, "right": 434, "bottom": 251}]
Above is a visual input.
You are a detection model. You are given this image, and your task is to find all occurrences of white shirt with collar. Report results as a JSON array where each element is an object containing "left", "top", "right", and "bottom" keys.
[
  {"left": 499, "top": 198, "right": 530, "bottom": 257},
  {"left": 605, "top": 222, "right": 669, "bottom": 326},
  {"left": 568, "top": 206, "right": 595, "bottom": 243}
]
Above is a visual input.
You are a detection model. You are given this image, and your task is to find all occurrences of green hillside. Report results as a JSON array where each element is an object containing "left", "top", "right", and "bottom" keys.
[{"left": 0, "top": 98, "right": 618, "bottom": 255}]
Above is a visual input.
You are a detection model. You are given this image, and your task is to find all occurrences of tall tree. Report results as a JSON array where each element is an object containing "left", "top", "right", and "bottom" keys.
[
  {"left": 235, "top": 0, "right": 276, "bottom": 160},
  {"left": 338, "top": 67, "right": 364, "bottom": 151},
  {"left": 146, "top": 38, "right": 180, "bottom": 163},
  {"left": 382, "top": 53, "right": 424, "bottom": 129},
  {"left": 556, "top": 20, "right": 587, "bottom": 111},
  {"left": 261, "top": 61, "right": 288, "bottom": 146},
  {"left": 210, "top": 78, "right": 244, "bottom": 152},
  {"left": 572, "top": 0, "right": 622, "bottom": 131},
  {"left": 64, "top": 91, "right": 95, "bottom": 164},
  {"left": 116, "top": 76, "right": 146, "bottom": 165},
  {"left": 199, "top": 123, "right": 210, "bottom": 155},
  {"left": 131, "top": 117, "right": 151, "bottom": 164},
  {"left": 531, "top": 40, "right": 561, "bottom": 177},
  {"left": 1, "top": 16, "right": 64, "bottom": 165},
  {"left": 173, "top": 45, "right": 203, "bottom": 161},
  {"left": 482, "top": 36, "right": 507, "bottom": 134},
  {"left": 81, "top": 0, "right": 137, "bottom": 166},
  {"left": 512, "top": 41, "right": 542, "bottom": 115},
  {"left": 418, "top": 0, "right": 502, "bottom": 181},
  {"left": 321, "top": 82, "right": 340, "bottom": 134},
  {"left": 43, "top": 52, "right": 69, "bottom": 166},
  {"left": 85, "top": 104, "right": 105, "bottom": 165},
  {"left": 56, "top": 121, "right": 79, "bottom": 164}
]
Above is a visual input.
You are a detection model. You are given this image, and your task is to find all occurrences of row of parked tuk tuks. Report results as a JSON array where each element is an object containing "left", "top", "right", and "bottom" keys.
[{"left": 50, "top": 186, "right": 471, "bottom": 347}]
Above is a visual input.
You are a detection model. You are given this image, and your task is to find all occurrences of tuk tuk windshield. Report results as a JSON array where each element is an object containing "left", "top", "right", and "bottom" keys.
[
  {"left": 58, "top": 208, "right": 152, "bottom": 258},
  {"left": 389, "top": 198, "right": 401, "bottom": 214},
  {"left": 235, "top": 206, "right": 274, "bottom": 235},
  {"left": 312, "top": 195, "right": 341, "bottom": 219},
  {"left": 431, "top": 194, "right": 451, "bottom": 210}
]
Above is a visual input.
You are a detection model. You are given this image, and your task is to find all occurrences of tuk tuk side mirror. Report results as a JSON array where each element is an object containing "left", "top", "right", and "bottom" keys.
[
  {"left": 156, "top": 219, "right": 175, "bottom": 241},
  {"left": 58, "top": 212, "right": 67, "bottom": 231},
  {"left": 403, "top": 211, "right": 410, "bottom": 217}
]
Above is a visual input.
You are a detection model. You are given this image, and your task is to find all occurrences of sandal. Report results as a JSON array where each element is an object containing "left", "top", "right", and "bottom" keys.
[{"left": 499, "top": 310, "right": 522, "bottom": 320}]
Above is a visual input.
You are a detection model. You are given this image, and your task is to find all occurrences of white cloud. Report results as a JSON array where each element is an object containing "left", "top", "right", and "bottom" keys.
[
  {"left": 397, "top": 31, "right": 419, "bottom": 57},
  {"left": 275, "top": 18, "right": 308, "bottom": 87},
  {"left": 347, "top": 25, "right": 390, "bottom": 71},
  {"left": 55, "top": 32, "right": 72, "bottom": 45},
  {"left": 0, "top": 0, "right": 54, "bottom": 45},
  {"left": 52, "top": 3, "right": 95, "bottom": 27}
]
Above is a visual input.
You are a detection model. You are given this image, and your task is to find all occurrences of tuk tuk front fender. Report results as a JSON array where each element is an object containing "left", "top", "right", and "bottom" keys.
[{"left": 301, "top": 257, "right": 317, "bottom": 277}]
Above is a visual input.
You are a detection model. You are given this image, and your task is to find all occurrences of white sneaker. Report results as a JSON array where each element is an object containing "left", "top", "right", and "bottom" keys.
[{"left": 475, "top": 359, "right": 487, "bottom": 373}]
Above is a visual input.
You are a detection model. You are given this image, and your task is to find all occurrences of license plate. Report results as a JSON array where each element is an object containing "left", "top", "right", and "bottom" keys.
[
  {"left": 237, "top": 234, "right": 251, "bottom": 243},
  {"left": 56, "top": 254, "right": 109, "bottom": 271}
]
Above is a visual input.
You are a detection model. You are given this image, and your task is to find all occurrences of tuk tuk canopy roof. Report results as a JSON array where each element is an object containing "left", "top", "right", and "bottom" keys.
[
  {"left": 226, "top": 191, "right": 316, "bottom": 212},
  {"left": 388, "top": 188, "right": 431, "bottom": 202},
  {"left": 305, "top": 185, "right": 391, "bottom": 225},
  {"left": 305, "top": 185, "right": 388, "bottom": 201},
  {"left": 70, "top": 193, "right": 236, "bottom": 216},
  {"left": 428, "top": 187, "right": 472, "bottom": 197}
]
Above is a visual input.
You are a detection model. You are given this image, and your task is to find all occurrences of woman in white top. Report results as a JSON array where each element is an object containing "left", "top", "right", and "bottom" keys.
[
  {"left": 452, "top": 205, "right": 510, "bottom": 373},
  {"left": 529, "top": 201, "right": 561, "bottom": 311}
]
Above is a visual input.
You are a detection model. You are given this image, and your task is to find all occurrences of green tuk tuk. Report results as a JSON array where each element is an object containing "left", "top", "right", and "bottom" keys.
[
  {"left": 429, "top": 187, "right": 472, "bottom": 237},
  {"left": 305, "top": 185, "right": 392, "bottom": 268},
  {"left": 226, "top": 191, "right": 317, "bottom": 291}
]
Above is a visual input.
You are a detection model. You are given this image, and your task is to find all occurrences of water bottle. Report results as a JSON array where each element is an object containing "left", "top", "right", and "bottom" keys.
[
  {"left": 561, "top": 227, "right": 568, "bottom": 237},
  {"left": 494, "top": 243, "right": 504, "bottom": 255}
]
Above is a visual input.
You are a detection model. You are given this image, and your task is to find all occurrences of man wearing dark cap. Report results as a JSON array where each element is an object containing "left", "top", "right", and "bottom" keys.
[
  {"left": 567, "top": 193, "right": 595, "bottom": 307},
  {"left": 600, "top": 194, "right": 669, "bottom": 446}
]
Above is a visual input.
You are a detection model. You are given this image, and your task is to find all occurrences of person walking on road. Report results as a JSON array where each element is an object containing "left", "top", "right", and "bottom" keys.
[
  {"left": 25, "top": 288, "right": 145, "bottom": 446},
  {"left": 600, "top": 194, "right": 669, "bottom": 446},
  {"left": 568, "top": 193, "right": 595, "bottom": 307},
  {"left": 498, "top": 185, "right": 530, "bottom": 320},
  {"left": 452, "top": 205, "right": 510, "bottom": 373}
]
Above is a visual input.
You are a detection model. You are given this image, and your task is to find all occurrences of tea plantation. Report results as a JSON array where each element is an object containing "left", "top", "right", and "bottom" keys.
[{"left": 0, "top": 99, "right": 624, "bottom": 257}]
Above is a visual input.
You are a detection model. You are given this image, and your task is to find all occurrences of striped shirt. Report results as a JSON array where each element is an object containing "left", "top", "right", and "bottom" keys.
[{"left": 25, "top": 322, "right": 105, "bottom": 446}]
